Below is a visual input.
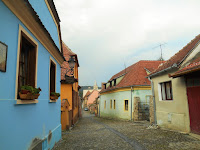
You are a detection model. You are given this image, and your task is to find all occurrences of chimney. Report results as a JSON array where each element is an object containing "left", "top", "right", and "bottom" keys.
[{"left": 101, "top": 82, "right": 106, "bottom": 90}]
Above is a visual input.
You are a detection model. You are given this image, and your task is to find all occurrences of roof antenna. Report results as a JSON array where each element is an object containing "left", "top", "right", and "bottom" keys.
[
  {"left": 152, "top": 42, "right": 167, "bottom": 61},
  {"left": 124, "top": 62, "right": 127, "bottom": 74}
]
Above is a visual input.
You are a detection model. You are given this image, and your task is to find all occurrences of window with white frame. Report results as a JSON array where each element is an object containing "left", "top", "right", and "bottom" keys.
[{"left": 159, "top": 81, "right": 173, "bottom": 100}]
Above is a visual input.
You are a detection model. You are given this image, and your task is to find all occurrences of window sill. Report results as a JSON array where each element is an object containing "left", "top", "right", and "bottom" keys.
[
  {"left": 15, "top": 99, "right": 38, "bottom": 104},
  {"left": 49, "top": 100, "right": 57, "bottom": 103},
  {"left": 160, "top": 100, "right": 173, "bottom": 101}
]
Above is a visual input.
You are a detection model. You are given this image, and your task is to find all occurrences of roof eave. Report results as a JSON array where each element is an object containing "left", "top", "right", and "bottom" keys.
[{"left": 100, "top": 84, "right": 151, "bottom": 94}]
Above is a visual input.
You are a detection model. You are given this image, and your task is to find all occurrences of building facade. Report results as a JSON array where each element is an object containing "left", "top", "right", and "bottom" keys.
[
  {"left": 0, "top": 0, "right": 64, "bottom": 149},
  {"left": 149, "top": 34, "right": 200, "bottom": 134},
  {"left": 100, "top": 61, "right": 162, "bottom": 120},
  {"left": 60, "top": 42, "right": 80, "bottom": 130}
]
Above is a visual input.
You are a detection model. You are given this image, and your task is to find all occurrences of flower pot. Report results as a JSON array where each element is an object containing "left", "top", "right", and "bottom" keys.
[
  {"left": 50, "top": 95, "right": 58, "bottom": 100},
  {"left": 33, "top": 93, "right": 40, "bottom": 99},
  {"left": 21, "top": 90, "right": 30, "bottom": 94},
  {"left": 19, "top": 92, "right": 34, "bottom": 100}
]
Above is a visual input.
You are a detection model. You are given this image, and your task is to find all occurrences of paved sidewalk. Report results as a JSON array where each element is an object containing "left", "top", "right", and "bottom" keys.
[{"left": 53, "top": 112, "right": 200, "bottom": 150}]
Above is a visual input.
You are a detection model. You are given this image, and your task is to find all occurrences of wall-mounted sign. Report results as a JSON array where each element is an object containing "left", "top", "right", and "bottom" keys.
[{"left": 0, "top": 41, "right": 8, "bottom": 72}]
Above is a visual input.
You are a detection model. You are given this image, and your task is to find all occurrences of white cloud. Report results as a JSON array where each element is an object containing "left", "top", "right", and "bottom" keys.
[{"left": 54, "top": 0, "right": 200, "bottom": 86}]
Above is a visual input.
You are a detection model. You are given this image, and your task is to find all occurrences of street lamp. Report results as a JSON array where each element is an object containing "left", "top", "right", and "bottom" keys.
[{"left": 66, "top": 56, "right": 76, "bottom": 76}]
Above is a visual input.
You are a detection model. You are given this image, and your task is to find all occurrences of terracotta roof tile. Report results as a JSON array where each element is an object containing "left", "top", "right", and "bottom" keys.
[
  {"left": 101, "top": 60, "right": 163, "bottom": 93},
  {"left": 171, "top": 57, "right": 200, "bottom": 77},
  {"left": 150, "top": 34, "right": 200, "bottom": 76},
  {"left": 61, "top": 42, "right": 78, "bottom": 81}
]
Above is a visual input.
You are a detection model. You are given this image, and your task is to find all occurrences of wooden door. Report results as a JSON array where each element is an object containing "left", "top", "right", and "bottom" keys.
[{"left": 187, "top": 77, "right": 200, "bottom": 134}]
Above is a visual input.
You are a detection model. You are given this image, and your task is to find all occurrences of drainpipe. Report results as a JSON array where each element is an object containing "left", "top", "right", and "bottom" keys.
[
  {"left": 99, "top": 96, "right": 101, "bottom": 117},
  {"left": 131, "top": 86, "right": 133, "bottom": 121},
  {"left": 150, "top": 78, "right": 157, "bottom": 124}
]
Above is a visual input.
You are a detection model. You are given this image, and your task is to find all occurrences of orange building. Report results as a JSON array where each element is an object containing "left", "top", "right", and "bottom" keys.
[{"left": 60, "top": 42, "right": 80, "bottom": 130}]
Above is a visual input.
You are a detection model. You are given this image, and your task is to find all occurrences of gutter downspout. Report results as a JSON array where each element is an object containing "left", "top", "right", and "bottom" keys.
[
  {"left": 99, "top": 96, "right": 100, "bottom": 117},
  {"left": 131, "top": 86, "right": 133, "bottom": 121}
]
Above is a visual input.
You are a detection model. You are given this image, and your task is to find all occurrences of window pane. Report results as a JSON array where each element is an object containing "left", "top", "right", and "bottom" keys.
[
  {"left": 161, "top": 83, "right": 166, "bottom": 100},
  {"left": 166, "top": 82, "right": 172, "bottom": 99},
  {"left": 125, "top": 100, "right": 128, "bottom": 110}
]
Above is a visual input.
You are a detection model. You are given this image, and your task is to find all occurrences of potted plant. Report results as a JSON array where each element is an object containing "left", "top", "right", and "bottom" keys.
[
  {"left": 19, "top": 85, "right": 41, "bottom": 100},
  {"left": 33, "top": 87, "right": 42, "bottom": 99},
  {"left": 50, "top": 92, "right": 60, "bottom": 100}
]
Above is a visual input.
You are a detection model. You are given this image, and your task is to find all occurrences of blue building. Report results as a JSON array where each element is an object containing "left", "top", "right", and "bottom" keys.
[{"left": 0, "top": 0, "right": 64, "bottom": 149}]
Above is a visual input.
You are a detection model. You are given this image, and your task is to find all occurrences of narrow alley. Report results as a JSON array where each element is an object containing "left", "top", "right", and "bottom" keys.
[{"left": 53, "top": 112, "right": 200, "bottom": 150}]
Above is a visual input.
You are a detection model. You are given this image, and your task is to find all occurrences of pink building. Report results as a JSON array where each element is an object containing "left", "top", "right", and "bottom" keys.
[{"left": 87, "top": 90, "right": 99, "bottom": 107}]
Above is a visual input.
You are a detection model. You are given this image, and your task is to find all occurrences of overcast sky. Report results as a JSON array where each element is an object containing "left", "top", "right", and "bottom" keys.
[{"left": 54, "top": 0, "right": 200, "bottom": 87}]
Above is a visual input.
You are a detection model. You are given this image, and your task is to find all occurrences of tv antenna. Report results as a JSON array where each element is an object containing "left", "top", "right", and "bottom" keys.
[
  {"left": 152, "top": 42, "right": 167, "bottom": 61},
  {"left": 124, "top": 62, "right": 127, "bottom": 73}
]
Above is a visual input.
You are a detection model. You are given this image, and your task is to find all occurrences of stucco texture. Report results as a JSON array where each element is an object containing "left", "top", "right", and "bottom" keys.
[
  {"left": 152, "top": 71, "right": 190, "bottom": 132},
  {"left": 0, "top": 1, "right": 61, "bottom": 150}
]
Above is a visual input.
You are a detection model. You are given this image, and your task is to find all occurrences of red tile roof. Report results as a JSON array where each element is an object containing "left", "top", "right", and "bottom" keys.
[
  {"left": 171, "top": 57, "right": 200, "bottom": 78},
  {"left": 101, "top": 60, "right": 163, "bottom": 93},
  {"left": 150, "top": 34, "right": 200, "bottom": 76},
  {"left": 61, "top": 42, "right": 78, "bottom": 81}
]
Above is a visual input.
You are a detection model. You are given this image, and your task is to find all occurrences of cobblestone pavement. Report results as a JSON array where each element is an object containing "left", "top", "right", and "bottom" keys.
[{"left": 53, "top": 112, "right": 200, "bottom": 150}]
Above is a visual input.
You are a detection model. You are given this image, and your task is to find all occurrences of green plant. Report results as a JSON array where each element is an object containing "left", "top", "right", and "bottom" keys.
[
  {"left": 33, "top": 87, "right": 42, "bottom": 94},
  {"left": 50, "top": 92, "right": 60, "bottom": 97},
  {"left": 21, "top": 85, "right": 34, "bottom": 94},
  {"left": 21, "top": 85, "right": 41, "bottom": 94}
]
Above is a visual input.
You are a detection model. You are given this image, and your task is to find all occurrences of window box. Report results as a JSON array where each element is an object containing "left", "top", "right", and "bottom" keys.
[
  {"left": 19, "top": 92, "right": 40, "bottom": 100},
  {"left": 19, "top": 92, "right": 34, "bottom": 100},
  {"left": 50, "top": 95, "right": 58, "bottom": 100},
  {"left": 50, "top": 92, "right": 60, "bottom": 100},
  {"left": 19, "top": 85, "right": 41, "bottom": 100}
]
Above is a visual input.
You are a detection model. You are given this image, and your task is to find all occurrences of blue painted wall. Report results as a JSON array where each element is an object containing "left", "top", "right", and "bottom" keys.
[
  {"left": 0, "top": 1, "right": 61, "bottom": 149},
  {"left": 28, "top": 0, "right": 60, "bottom": 49}
]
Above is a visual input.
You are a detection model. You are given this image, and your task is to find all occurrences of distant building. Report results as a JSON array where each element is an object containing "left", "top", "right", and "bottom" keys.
[
  {"left": 83, "top": 81, "right": 101, "bottom": 108},
  {"left": 99, "top": 60, "right": 162, "bottom": 120},
  {"left": 61, "top": 42, "right": 80, "bottom": 130}
]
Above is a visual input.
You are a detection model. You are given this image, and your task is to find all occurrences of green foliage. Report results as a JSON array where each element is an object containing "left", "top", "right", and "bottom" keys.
[
  {"left": 50, "top": 92, "right": 60, "bottom": 97},
  {"left": 21, "top": 85, "right": 41, "bottom": 94}
]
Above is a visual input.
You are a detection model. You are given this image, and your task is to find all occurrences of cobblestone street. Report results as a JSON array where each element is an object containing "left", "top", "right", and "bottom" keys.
[{"left": 53, "top": 112, "right": 200, "bottom": 150}]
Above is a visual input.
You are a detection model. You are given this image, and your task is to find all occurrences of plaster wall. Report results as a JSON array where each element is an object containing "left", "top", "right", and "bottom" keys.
[
  {"left": 28, "top": 0, "right": 60, "bottom": 49},
  {"left": 61, "top": 84, "right": 72, "bottom": 110},
  {"left": 100, "top": 88, "right": 152, "bottom": 120},
  {"left": 0, "top": 2, "right": 61, "bottom": 149},
  {"left": 152, "top": 72, "right": 190, "bottom": 132}
]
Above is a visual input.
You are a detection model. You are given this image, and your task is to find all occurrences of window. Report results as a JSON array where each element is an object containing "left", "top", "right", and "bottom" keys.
[
  {"left": 110, "top": 100, "right": 112, "bottom": 109},
  {"left": 110, "top": 81, "right": 112, "bottom": 87},
  {"left": 17, "top": 32, "right": 37, "bottom": 98},
  {"left": 114, "top": 100, "right": 116, "bottom": 109},
  {"left": 104, "top": 100, "right": 106, "bottom": 109},
  {"left": 114, "top": 79, "right": 116, "bottom": 86},
  {"left": 50, "top": 59, "right": 56, "bottom": 97},
  {"left": 124, "top": 100, "right": 128, "bottom": 111},
  {"left": 160, "top": 81, "right": 173, "bottom": 100},
  {"left": 104, "top": 84, "right": 106, "bottom": 89}
]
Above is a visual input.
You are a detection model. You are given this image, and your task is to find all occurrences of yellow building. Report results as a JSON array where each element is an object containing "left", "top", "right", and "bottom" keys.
[
  {"left": 149, "top": 34, "right": 200, "bottom": 134},
  {"left": 60, "top": 42, "right": 80, "bottom": 130}
]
